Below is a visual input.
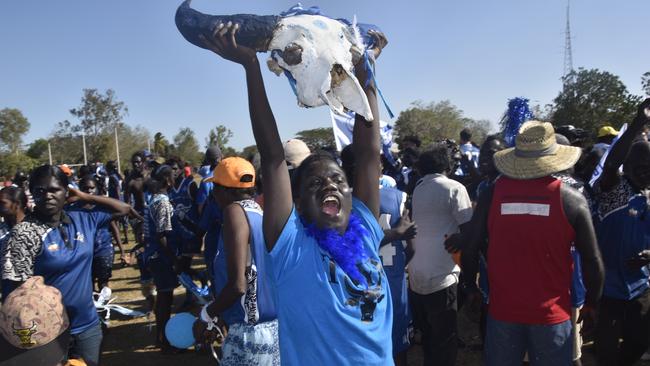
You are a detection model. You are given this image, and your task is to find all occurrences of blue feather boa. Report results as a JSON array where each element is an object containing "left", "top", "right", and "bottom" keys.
[{"left": 304, "top": 213, "right": 369, "bottom": 287}]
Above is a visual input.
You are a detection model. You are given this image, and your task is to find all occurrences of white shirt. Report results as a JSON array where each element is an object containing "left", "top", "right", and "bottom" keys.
[{"left": 408, "top": 173, "right": 473, "bottom": 295}]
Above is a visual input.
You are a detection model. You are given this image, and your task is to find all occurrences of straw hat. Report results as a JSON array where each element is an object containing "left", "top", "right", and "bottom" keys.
[{"left": 494, "top": 121, "right": 582, "bottom": 179}]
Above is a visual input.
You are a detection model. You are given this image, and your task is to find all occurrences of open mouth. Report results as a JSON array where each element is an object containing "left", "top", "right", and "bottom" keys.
[{"left": 321, "top": 195, "right": 341, "bottom": 217}]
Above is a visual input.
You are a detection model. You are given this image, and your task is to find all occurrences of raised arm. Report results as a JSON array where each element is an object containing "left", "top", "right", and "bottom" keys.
[
  {"left": 68, "top": 188, "right": 131, "bottom": 218},
  {"left": 352, "top": 32, "right": 387, "bottom": 218},
  {"left": 599, "top": 98, "right": 650, "bottom": 192},
  {"left": 200, "top": 24, "right": 291, "bottom": 250}
]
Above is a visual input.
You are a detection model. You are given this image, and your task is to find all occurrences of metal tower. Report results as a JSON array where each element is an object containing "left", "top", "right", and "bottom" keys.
[{"left": 563, "top": 0, "right": 575, "bottom": 81}]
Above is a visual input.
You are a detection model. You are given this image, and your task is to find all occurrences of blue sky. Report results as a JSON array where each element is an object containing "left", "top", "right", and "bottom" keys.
[{"left": 1, "top": 0, "right": 648, "bottom": 150}]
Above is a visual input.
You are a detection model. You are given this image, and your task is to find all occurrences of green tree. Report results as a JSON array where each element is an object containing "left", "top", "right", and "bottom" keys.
[
  {"left": 171, "top": 127, "right": 202, "bottom": 165},
  {"left": 394, "top": 100, "right": 490, "bottom": 148},
  {"left": 153, "top": 132, "right": 170, "bottom": 156},
  {"left": 26, "top": 138, "right": 49, "bottom": 163},
  {"left": 206, "top": 125, "right": 237, "bottom": 157},
  {"left": 552, "top": 68, "right": 642, "bottom": 133},
  {"left": 240, "top": 145, "right": 259, "bottom": 160},
  {"left": 52, "top": 89, "right": 128, "bottom": 164},
  {"left": 0, "top": 152, "right": 37, "bottom": 178},
  {"left": 206, "top": 125, "right": 233, "bottom": 148},
  {"left": 0, "top": 108, "right": 31, "bottom": 154},
  {"left": 294, "top": 127, "right": 335, "bottom": 151},
  {"left": 642, "top": 71, "right": 650, "bottom": 97},
  {"left": 107, "top": 124, "right": 150, "bottom": 171}
]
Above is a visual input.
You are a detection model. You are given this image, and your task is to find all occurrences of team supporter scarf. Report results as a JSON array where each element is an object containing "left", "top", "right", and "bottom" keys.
[{"left": 304, "top": 213, "right": 369, "bottom": 287}]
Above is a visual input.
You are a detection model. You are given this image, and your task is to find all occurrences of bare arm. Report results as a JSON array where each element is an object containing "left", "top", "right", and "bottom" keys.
[
  {"left": 458, "top": 185, "right": 492, "bottom": 290},
  {"left": 351, "top": 34, "right": 387, "bottom": 218},
  {"left": 599, "top": 98, "right": 650, "bottom": 192},
  {"left": 206, "top": 204, "right": 249, "bottom": 316},
  {"left": 200, "top": 24, "right": 292, "bottom": 251},
  {"left": 352, "top": 69, "right": 381, "bottom": 217},
  {"left": 68, "top": 188, "right": 131, "bottom": 218},
  {"left": 109, "top": 220, "right": 125, "bottom": 259},
  {"left": 561, "top": 185, "right": 604, "bottom": 306}
]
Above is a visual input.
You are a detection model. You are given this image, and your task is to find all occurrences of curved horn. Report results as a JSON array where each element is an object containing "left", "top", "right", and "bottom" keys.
[{"left": 175, "top": 0, "right": 281, "bottom": 52}]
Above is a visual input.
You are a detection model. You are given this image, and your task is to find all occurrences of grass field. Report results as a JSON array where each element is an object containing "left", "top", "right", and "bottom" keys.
[{"left": 100, "top": 240, "right": 644, "bottom": 366}]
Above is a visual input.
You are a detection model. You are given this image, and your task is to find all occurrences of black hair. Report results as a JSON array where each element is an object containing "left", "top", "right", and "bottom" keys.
[
  {"left": 481, "top": 134, "right": 505, "bottom": 150},
  {"left": 218, "top": 186, "right": 256, "bottom": 201},
  {"left": 417, "top": 143, "right": 451, "bottom": 175},
  {"left": 78, "top": 175, "right": 98, "bottom": 189},
  {"left": 29, "top": 165, "right": 69, "bottom": 193},
  {"left": 78, "top": 165, "right": 93, "bottom": 179},
  {"left": 460, "top": 128, "right": 472, "bottom": 142},
  {"left": 402, "top": 135, "right": 421, "bottom": 148},
  {"left": 165, "top": 156, "right": 185, "bottom": 168},
  {"left": 0, "top": 186, "right": 27, "bottom": 210},
  {"left": 291, "top": 151, "right": 340, "bottom": 198},
  {"left": 131, "top": 151, "right": 145, "bottom": 161},
  {"left": 152, "top": 165, "right": 173, "bottom": 182}
]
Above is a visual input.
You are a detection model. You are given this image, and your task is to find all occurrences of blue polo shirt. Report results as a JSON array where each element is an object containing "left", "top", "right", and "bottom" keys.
[
  {"left": 34, "top": 209, "right": 112, "bottom": 334},
  {"left": 266, "top": 198, "right": 393, "bottom": 365},
  {"left": 67, "top": 204, "right": 114, "bottom": 258}
]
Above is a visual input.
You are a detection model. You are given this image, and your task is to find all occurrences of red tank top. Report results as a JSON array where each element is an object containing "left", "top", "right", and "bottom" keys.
[{"left": 487, "top": 176, "right": 575, "bottom": 324}]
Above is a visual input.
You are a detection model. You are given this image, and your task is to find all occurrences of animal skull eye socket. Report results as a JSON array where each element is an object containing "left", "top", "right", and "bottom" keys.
[{"left": 282, "top": 43, "right": 303, "bottom": 65}]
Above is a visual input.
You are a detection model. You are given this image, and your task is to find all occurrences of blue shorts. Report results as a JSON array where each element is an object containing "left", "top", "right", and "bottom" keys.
[
  {"left": 136, "top": 250, "right": 152, "bottom": 282},
  {"left": 92, "top": 254, "right": 114, "bottom": 283},
  {"left": 148, "top": 256, "right": 178, "bottom": 292},
  {"left": 181, "top": 237, "right": 202, "bottom": 256},
  {"left": 484, "top": 315, "right": 572, "bottom": 366}
]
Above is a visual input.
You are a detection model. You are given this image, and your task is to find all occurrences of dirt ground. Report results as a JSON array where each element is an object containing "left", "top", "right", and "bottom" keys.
[{"left": 101, "top": 240, "right": 646, "bottom": 366}]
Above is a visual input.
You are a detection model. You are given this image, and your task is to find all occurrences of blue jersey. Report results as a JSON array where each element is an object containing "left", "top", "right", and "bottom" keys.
[
  {"left": 378, "top": 187, "right": 411, "bottom": 354},
  {"left": 213, "top": 200, "right": 276, "bottom": 326},
  {"left": 199, "top": 198, "right": 222, "bottom": 272},
  {"left": 34, "top": 209, "right": 112, "bottom": 334},
  {"left": 169, "top": 176, "right": 198, "bottom": 240},
  {"left": 594, "top": 179, "right": 650, "bottom": 300},
  {"left": 108, "top": 173, "right": 122, "bottom": 200},
  {"left": 266, "top": 198, "right": 393, "bottom": 365},
  {"left": 196, "top": 171, "right": 214, "bottom": 206},
  {"left": 456, "top": 143, "right": 480, "bottom": 176},
  {"left": 144, "top": 194, "right": 181, "bottom": 262},
  {"left": 67, "top": 204, "right": 114, "bottom": 258}
]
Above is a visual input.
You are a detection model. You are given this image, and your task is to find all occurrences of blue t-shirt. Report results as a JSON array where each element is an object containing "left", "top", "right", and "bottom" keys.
[
  {"left": 67, "top": 204, "right": 114, "bottom": 258},
  {"left": 595, "top": 179, "right": 650, "bottom": 300},
  {"left": 196, "top": 171, "right": 214, "bottom": 206},
  {"left": 267, "top": 198, "right": 393, "bottom": 365},
  {"left": 34, "top": 209, "right": 112, "bottom": 334},
  {"left": 199, "top": 198, "right": 222, "bottom": 272},
  {"left": 456, "top": 143, "right": 480, "bottom": 176},
  {"left": 169, "top": 176, "right": 199, "bottom": 241},
  {"left": 378, "top": 187, "right": 411, "bottom": 354}
]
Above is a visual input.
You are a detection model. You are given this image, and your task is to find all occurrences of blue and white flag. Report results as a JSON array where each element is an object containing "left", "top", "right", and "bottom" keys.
[
  {"left": 330, "top": 111, "right": 397, "bottom": 166},
  {"left": 589, "top": 123, "right": 627, "bottom": 187}
]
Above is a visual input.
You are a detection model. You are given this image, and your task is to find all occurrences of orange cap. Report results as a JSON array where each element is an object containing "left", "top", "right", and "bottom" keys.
[
  {"left": 207, "top": 157, "right": 255, "bottom": 189},
  {"left": 59, "top": 164, "right": 72, "bottom": 176}
]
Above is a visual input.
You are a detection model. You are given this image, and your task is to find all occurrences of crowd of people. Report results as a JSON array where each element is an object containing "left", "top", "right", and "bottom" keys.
[{"left": 0, "top": 24, "right": 649, "bottom": 366}]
